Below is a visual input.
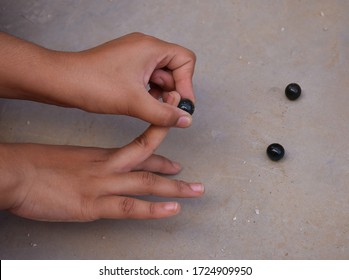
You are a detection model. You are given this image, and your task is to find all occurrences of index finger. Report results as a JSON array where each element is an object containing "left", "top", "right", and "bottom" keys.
[
  {"left": 161, "top": 45, "right": 197, "bottom": 102},
  {"left": 110, "top": 124, "right": 170, "bottom": 171},
  {"left": 109, "top": 91, "right": 181, "bottom": 170}
]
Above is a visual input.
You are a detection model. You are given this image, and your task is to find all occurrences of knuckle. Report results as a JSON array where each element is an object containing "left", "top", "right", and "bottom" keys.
[
  {"left": 190, "top": 50, "right": 197, "bottom": 62},
  {"left": 129, "top": 31, "right": 145, "bottom": 37},
  {"left": 171, "top": 43, "right": 196, "bottom": 63},
  {"left": 133, "top": 33, "right": 157, "bottom": 46},
  {"left": 174, "top": 180, "right": 187, "bottom": 193},
  {"left": 134, "top": 133, "right": 151, "bottom": 150},
  {"left": 119, "top": 197, "right": 136, "bottom": 216},
  {"left": 79, "top": 197, "right": 98, "bottom": 221},
  {"left": 140, "top": 171, "right": 157, "bottom": 187},
  {"left": 185, "top": 48, "right": 196, "bottom": 63},
  {"left": 142, "top": 34, "right": 156, "bottom": 43},
  {"left": 148, "top": 202, "right": 156, "bottom": 216},
  {"left": 159, "top": 110, "right": 174, "bottom": 126}
]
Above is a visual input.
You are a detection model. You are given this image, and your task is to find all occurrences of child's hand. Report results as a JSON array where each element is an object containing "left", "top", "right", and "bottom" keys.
[
  {"left": 1, "top": 92, "right": 204, "bottom": 221},
  {"left": 1, "top": 32, "right": 196, "bottom": 127},
  {"left": 55, "top": 33, "right": 196, "bottom": 127}
]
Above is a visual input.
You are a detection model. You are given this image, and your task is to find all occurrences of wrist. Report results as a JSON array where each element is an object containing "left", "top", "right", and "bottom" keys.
[
  {"left": 0, "top": 32, "right": 80, "bottom": 108},
  {"left": 0, "top": 144, "right": 25, "bottom": 210}
]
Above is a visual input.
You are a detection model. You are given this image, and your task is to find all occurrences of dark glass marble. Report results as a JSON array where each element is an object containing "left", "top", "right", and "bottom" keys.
[
  {"left": 267, "top": 143, "right": 285, "bottom": 161},
  {"left": 178, "top": 99, "right": 195, "bottom": 115},
  {"left": 285, "top": 83, "right": 301, "bottom": 100}
]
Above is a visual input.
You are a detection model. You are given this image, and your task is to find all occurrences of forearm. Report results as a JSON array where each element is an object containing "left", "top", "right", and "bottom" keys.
[
  {"left": 0, "top": 31, "right": 196, "bottom": 128},
  {"left": 0, "top": 32, "right": 78, "bottom": 107}
]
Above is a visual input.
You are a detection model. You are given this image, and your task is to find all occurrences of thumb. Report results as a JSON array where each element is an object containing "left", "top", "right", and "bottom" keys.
[{"left": 129, "top": 90, "right": 193, "bottom": 128}]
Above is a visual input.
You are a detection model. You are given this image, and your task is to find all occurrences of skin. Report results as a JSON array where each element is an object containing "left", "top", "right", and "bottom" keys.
[
  {"left": 0, "top": 32, "right": 204, "bottom": 221},
  {"left": 0, "top": 32, "right": 196, "bottom": 126}
]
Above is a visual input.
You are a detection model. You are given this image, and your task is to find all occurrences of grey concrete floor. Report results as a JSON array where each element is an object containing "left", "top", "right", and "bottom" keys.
[{"left": 0, "top": 0, "right": 348, "bottom": 259}]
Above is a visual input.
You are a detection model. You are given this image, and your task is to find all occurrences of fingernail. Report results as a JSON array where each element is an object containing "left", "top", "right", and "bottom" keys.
[
  {"left": 163, "top": 202, "right": 178, "bottom": 212},
  {"left": 176, "top": 115, "right": 192, "bottom": 127},
  {"left": 167, "top": 92, "right": 175, "bottom": 106},
  {"left": 168, "top": 91, "right": 181, "bottom": 106},
  {"left": 154, "top": 77, "right": 165, "bottom": 87},
  {"left": 190, "top": 183, "right": 205, "bottom": 193},
  {"left": 171, "top": 161, "right": 182, "bottom": 170}
]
